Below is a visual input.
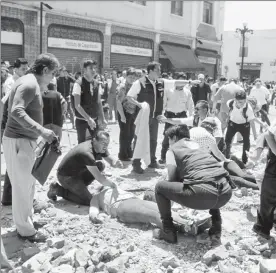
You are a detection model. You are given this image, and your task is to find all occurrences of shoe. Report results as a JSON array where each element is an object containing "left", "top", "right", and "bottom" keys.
[
  {"left": 1, "top": 201, "right": 12, "bottom": 206},
  {"left": 47, "top": 183, "right": 59, "bottom": 201},
  {"left": 158, "top": 159, "right": 166, "bottom": 164},
  {"left": 252, "top": 224, "right": 270, "bottom": 240},
  {"left": 33, "top": 220, "right": 47, "bottom": 230},
  {"left": 148, "top": 162, "right": 161, "bottom": 169},
  {"left": 153, "top": 228, "right": 177, "bottom": 244},
  {"left": 17, "top": 231, "right": 47, "bottom": 243},
  {"left": 132, "top": 166, "right": 144, "bottom": 174}
]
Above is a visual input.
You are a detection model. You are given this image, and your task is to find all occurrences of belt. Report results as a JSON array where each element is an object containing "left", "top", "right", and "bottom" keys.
[{"left": 165, "top": 110, "right": 187, "bottom": 115}]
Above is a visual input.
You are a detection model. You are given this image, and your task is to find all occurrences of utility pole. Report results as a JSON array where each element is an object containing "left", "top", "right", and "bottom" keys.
[
  {"left": 40, "top": 2, "right": 53, "bottom": 54},
  {"left": 236, "top": 23, "right": 253, "bottom": 80}
]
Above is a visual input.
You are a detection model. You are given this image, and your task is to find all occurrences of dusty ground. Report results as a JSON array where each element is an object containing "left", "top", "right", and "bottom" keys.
[{"left": 1, "top": 109, "right": 276, "bottom": 273}]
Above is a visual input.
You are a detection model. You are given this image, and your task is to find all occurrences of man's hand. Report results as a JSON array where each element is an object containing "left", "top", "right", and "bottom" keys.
[
  {"left": 41, "top": 128, "right": 56, "bottom": 143},
  {"left": 120, "top": 116, "right": 126, "bottom": 123},
  {"left": 156, "top": 115, "right": 166, "bottom": 123},
  {"left": 87, "top": 117, "right": 96, "bottom": 130},
  {"left": 114, "top": 160, "right": 124, "bottom": 168}
]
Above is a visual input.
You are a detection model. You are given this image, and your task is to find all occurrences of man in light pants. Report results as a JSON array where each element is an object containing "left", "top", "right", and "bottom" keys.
[{"left": 2, "top": 53, "right": 59, "bottom": 242}]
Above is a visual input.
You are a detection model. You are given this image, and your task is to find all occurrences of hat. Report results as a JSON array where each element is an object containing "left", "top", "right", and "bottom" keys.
[
  {"left": 201, "top": 117, "right": 218, "bottom": 134},
  {"left": 198, "top": 74, "right": 205, "bottom": 80},
  {"left": 1, "top": 64, "right": 9, "bottom": 72}
]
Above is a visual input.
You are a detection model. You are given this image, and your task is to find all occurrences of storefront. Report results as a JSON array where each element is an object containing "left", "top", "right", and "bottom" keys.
[
  {"left": 236, "top": 62, "right": 262, "bottom": 82},
  {"left": 1, "top": 17, "right": 24, "bottom": 64},
  {"left": 195, "top": 48, "right": 219, "bottom": 79},
  {"left": 47, "top": 24, "right": 103, "bottom": 74},
  {"left": 110, "top": 34, "right": 153, "bottom": 70},
  {"left": 159, "top": 42, "right": 204, "bottom": 75}
]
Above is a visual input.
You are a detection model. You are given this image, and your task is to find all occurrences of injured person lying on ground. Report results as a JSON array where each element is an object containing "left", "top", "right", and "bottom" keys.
[{"left": 89, "top": 185, "right": 212, "bottom": 236}]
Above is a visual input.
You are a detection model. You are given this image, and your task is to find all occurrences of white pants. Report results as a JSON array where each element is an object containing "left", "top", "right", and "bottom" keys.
[{"left": 3, "top": 136, "right": 36, "bottom": 236}]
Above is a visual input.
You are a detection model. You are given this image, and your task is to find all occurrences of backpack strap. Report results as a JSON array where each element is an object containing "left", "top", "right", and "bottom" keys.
[{"left": 243, "top": 102, "right": 248, "bottom": 123}]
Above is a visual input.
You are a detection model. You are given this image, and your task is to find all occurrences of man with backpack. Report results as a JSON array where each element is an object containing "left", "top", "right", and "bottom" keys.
[{"left": 225, "top": 90, "right": 267, "bottom": 164}]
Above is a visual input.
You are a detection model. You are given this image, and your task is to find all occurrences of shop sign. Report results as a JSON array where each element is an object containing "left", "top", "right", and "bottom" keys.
[
  {"left": 198, "top": 56, "right": 216, "bottom": 65},
  {"left": 236, "top": 62, "right": 262, "bottom": 70},
  {"left": 48, "top": 37, "right": 102, "bottom": 52},
  {"left": 1, "top": 31, "right": 23, "bottom": 45},
  {"left": 111, "top": 44, "right": 152, "bottom": 57}
]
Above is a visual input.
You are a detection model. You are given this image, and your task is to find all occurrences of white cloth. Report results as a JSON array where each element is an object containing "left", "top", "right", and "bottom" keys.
[
  {"left": 133, "top": 102, "right": 151, "bottom": 166},
  {"left": 3, "top": 136, "right": 37, "bottom": 236}
]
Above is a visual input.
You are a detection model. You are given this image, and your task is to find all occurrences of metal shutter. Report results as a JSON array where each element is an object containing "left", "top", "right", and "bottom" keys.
[
  {"left": 1, "top": 44, "right": 23, "bottom": 64},
  {"left": 110, "top": 53, "right": 152, "bottom": 70},
  {"left": 200, "top": 63, "right": 215, "bottom": 78},
  {"left": 47, "top": 48, "right": 102, "bottom": 74}
]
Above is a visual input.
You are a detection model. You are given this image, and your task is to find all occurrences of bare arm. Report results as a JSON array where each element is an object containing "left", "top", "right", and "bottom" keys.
[
  {"left": 73, "top": 94, "right": 91, "bottom": 121},
  {"left": 165, "top": 117, "right": 193, "bottom": 126},
  {"left": 167, "top": 164, "right": 177, "bottom": 181},
  {"left": 210, "top": 143, "right": 229, "bottom": 162},
  {"left": 264, "top": 130, "right": 276, "bottom": 155},
  {"left": 87, "top": 165, "right": 117, "bottom": 187},
  {"left": 116, "top": 88, "right": 126, "bottom": 121}
]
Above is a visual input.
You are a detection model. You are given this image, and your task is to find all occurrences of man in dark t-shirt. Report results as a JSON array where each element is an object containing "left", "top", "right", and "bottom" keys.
[
  {"left": 191, "top": 74, "right": 211, "bottom": 105},
  {"left": 47, "top": 131, "right": 123, "bottom": 205}
]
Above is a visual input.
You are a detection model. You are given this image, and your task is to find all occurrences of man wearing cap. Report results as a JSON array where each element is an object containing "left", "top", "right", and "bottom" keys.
[
  {"left": 72, "top": 60, "right": 106, "bottom": 144},
  {"left": 191, "top": 74, "right": 212, "bottom": 106}
]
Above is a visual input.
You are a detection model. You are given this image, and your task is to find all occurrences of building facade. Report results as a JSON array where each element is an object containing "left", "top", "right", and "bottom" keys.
[
  {"left": 1, "top": 0, "right": 225, "bottom": 78},
  {"left": 222, "top": 29, "right": 276, "bottom": 82}
]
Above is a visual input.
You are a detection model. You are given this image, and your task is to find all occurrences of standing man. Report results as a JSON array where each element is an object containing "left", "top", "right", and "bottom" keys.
[
  {"left": 127, "top": 62, "right": 164, "bottom": 173},
  {"left": 159, "top": 73, "right": 194, "bottom": 164},
  {"left": 210, "top": 77, "right": 227, "bottom": 113},
  {"left": 1, "top": 58, "right": 29, "bottom": 206},
  {"left": 56, "top": 67, "right": 75, "bottom": 129},
  {"left": 72, "top": 60, "right": 106, "bottom": 144},
  {"left": 107, "top": 69, "right": 120, "bottom": 122},
  {"left": 3, "top": 53, "right": 59, "bottom": 242},
  {"left": 213, "top": 79, "right": 244, "bottom": 133},
  {"left": 191, "top": 74, "right": 212, "bottom": 106}
]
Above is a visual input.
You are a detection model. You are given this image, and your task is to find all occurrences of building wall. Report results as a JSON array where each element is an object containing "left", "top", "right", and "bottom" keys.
[
  {"left": 222, "top": 30, "right": 276, "bottom": 81},
  {"left": 1, "top": 0, "right": 225, "bottom": 73}
]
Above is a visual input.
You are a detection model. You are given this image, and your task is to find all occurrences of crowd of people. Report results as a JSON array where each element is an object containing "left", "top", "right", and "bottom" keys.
[{"left": 1, "top": 53, "right": 276, "bottom": 253}]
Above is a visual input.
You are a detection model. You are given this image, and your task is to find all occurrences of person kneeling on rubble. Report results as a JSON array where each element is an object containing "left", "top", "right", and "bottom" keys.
[
  {"left": 47, "top": 130, "right": 123, "bottom": 205},
  {"left": 154, "top": 125, "right": 234, "bottom": 244}
]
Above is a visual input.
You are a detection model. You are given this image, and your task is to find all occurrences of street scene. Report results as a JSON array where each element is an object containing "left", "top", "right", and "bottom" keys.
[{"left": 1, "top": 1, "right": 276, "bottom": 273}]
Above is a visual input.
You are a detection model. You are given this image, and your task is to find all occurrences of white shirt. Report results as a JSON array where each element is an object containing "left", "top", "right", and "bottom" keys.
[
  {"left": 171, "top": 116, "right": 223, "bottom": 138},
  {"left": 189, "top": 127, "right": 216, "bottom": 152},
  {"left": 163, "top": 80, "right": 194, "bottom": 116},
  {"left": 227, "top": 100, "right": 255, "bottom": 124},
  {"left": 127, "top": 77, "right": 157, "bottom": 116},
  {"left": 2, "top": 74, "right": 19, "bottom": 97},
  {"left": 250, "top": 86, "right": 270, "bottom": 106}
]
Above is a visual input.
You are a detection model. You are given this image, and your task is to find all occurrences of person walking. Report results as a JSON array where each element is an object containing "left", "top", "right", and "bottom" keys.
[
  {"left": 3, "top": 53, "right": 59, "bottom": 242},
  {"left": 191, "top": 74, "right": 212, "bottom": 105},
  {"left": 72, "top": 60, "right": 106, "bottom": 144},
  {"left": 56, "top": 67, "right": 75, "bottom": 129},
  {"left": 107, "top": 69, "right": 120, "bottom": 122}
]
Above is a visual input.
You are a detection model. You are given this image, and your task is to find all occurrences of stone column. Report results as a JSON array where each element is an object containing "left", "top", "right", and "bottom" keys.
[{"left": 102, "top": 23, "right": 111, "bottom": 71}]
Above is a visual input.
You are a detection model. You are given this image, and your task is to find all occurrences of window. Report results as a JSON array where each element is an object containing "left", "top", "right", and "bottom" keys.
[
  {"left": 203, "top": 1, "right": 213, "bottom": 24},
  {"left": 171, "top": 1, "right": 183, "bottom": 16},
  {"left": 128, "top": 1, "right": 146, "bottom": 6}
]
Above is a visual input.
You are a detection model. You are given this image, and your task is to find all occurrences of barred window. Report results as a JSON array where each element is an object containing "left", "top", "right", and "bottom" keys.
[
  {"left": 203, "top": 1, "right": 213, "bottom": 25},
  {"left": 171, "top": 1, "right": 183, "bottom": 17}
]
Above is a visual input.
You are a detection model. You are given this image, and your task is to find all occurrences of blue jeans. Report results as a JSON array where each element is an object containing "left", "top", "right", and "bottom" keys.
[{"left": 155, "top": 178, "right": 232, "bottom": 222}]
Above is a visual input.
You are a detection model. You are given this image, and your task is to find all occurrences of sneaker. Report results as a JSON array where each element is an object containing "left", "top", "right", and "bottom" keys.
[
  {"left": 17, "top": 231, "right": 47, "bottom": 243},
  {"left": 158, "top": 159, "right": 166, "bottom": 164},
  {"left": 132, "top": 166, "right": 144, "bottom": 174},
  {"left": 33, "top": 220, "right": 48, "bottom": 230},
  {"left": 252, "top": 224, "right": 270, "bottom": 240},
  {"left": 47, "top": 183, "right": 59, "bottom": 201},
  {"left": 148, "top": 162, "right": 161, "bottom": 169}
]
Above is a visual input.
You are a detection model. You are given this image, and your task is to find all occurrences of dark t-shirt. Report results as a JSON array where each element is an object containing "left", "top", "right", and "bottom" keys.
[
  {"left": 42, "top": 91, "right": 64, "bottom": 127},
  {"left": 191, "top": 83, "right": 211, "bottom": 105},
  {"left": 265, "top": 149, "right": 276, "bottom": 177},
  {"left": 57, "top": 141, "right": 109, "bottom": 181}
]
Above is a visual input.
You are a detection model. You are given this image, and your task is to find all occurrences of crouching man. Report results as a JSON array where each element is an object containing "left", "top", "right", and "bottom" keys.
[
  {"left": 154, "top": 125, "right": 233, "bottom": 244},
  {"left": 47, "top": 131, "right": 123, "bottom": 205}
]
